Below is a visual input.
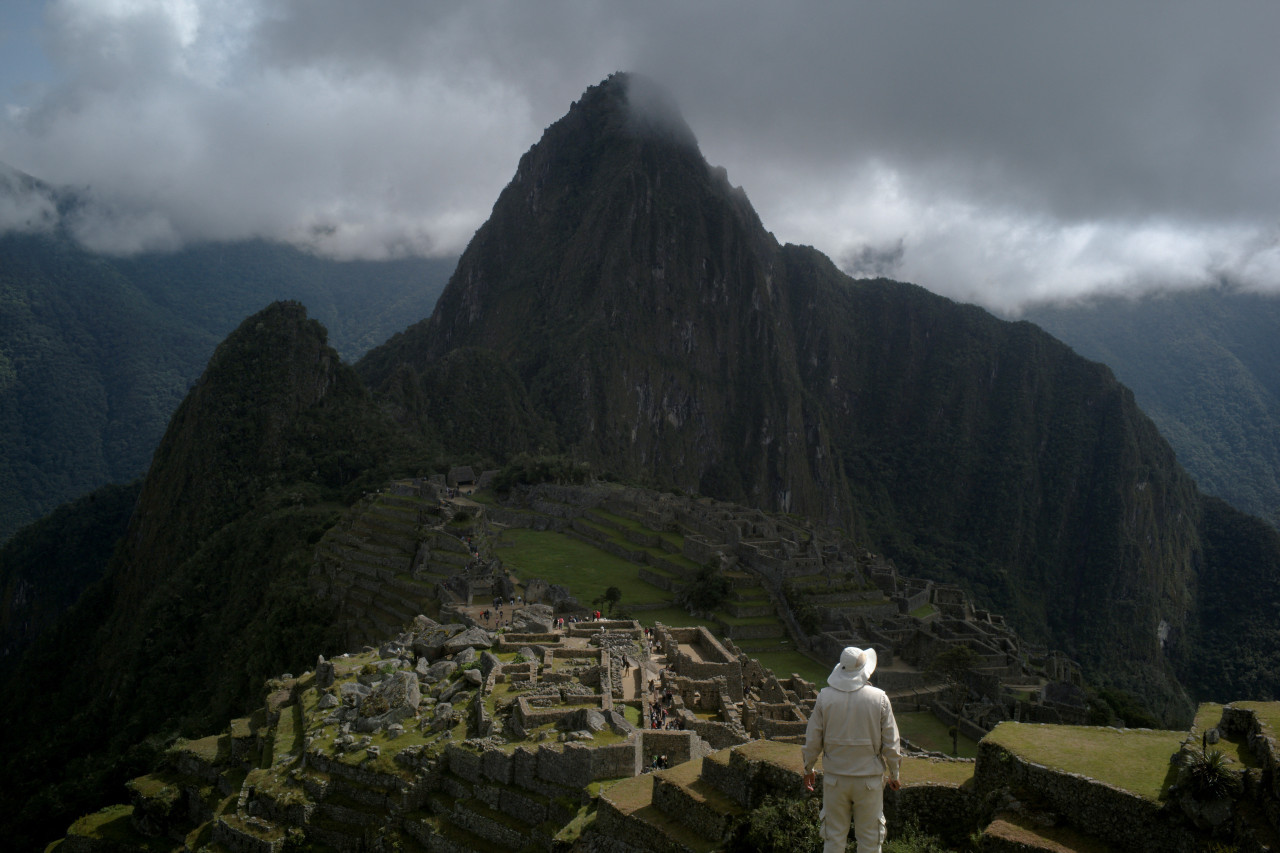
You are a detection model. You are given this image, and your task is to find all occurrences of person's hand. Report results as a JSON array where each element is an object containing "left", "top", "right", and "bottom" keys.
[
  {"left": 804, "top": 771, "right": 817, "bottom": 792},
  {"left": 886, "top": 778, "right": 901, "bottom": 791}
]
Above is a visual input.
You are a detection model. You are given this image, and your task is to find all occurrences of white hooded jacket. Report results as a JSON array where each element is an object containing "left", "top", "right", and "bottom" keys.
[{"left": 801, "top": 682, "right": 902, "bottom": 780}]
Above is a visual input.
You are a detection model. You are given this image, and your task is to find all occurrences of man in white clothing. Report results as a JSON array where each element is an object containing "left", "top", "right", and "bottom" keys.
[{"left": 802, "top": 646, "right": 902, "bottom": 853}]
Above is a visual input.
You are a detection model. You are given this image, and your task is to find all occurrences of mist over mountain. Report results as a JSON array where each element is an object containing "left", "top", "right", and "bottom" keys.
[
  {"left": 5, "top": 72, "right": 1280, "bottom": 847},
  {"left": 0, "top": 174, "right": 455, "bottom": 543},
  {"left": 1027, "top": 288, "right": 1280, "bottom": 528}
]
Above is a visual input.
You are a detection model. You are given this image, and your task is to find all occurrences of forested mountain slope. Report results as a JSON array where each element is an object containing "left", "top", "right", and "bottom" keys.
[
  {"left": 1027, "top": 288, "right": 1280, "bottom": 528},
  {"left": 0, "top": 188, "right": 454, "bottom": 543}
]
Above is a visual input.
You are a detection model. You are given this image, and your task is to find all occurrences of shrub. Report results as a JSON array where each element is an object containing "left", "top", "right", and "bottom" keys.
[
  {"left": 727, "top": 794, "right": 820, "bottom": 852},
  {"left": 1184, "top": 748, "right": 1242, "bottom": 800}
]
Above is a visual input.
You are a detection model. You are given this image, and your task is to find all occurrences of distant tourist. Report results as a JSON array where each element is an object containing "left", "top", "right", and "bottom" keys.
[{"left": 802, "top": 646, "right": 901, "bottom": 853}]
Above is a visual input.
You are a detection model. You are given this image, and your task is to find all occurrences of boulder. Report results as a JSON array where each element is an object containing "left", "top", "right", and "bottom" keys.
[
  {"left": 454, "top": 647, "right": 478, "bottom": 667},
  {"left": 413, "top": 623, "right": 466, "bottom": 661},
  {"left": 603, "top": 709, "right": 635, "bottom": 735},
  {"left": 316, "top": 693, "right": 340, "bottom": 711},
  {"left": 442, "top": 627, "right": 494, "bottom": 657},
  {"left": 439, "top": 678, "right": 473, "bottom": 705},
  {"left": 513, "top": 603, "right": 555, "bottom": 633},
  {"left": 340, "top": 682, "right": 371, "bottom": 706},
  {"left": 412, "top": 614, "right": 439, "bottom": 634},
  {"left": 354, "top": 671, "right": 422, "bottom": 733},
  {"left": 431, "top": 702, "right": 455, "bottom": 732},
  {"left": 559, "top": 708, "right": 607, "bottom": 733},
  {"left": 422, "top": 660, "right": 457, "bottom": 683},
  {"left": 462, "top": 668, "right": 483, "bottom": 686},
  {"left": 479, "top": 651, "right": 502, "bottom": 678}
]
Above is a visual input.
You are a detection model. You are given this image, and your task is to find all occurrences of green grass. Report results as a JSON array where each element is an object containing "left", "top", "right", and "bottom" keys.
[
  {"left": 66, "top": 805, "right": 173, "bottom": 851},
  {"left": 910, "top": 603, "right": 937, "bottom": 618},
  {"left": 499, "top": 528, "right": 671, "bottom": 607},
  {"left": 632, "top": 607, "right": 721, "bottom": 632},
  {"left": 899, "top": 756, "right": 975, "bottom": 787},
  {"left": 896, "top": 711, "right": 979, "bottom": 759},
  {"left": 745, "top": 647, "right": 828, "bottom": 687},
  {"left": 985, "top": 722, "right": 1183, "bottom": 800}
]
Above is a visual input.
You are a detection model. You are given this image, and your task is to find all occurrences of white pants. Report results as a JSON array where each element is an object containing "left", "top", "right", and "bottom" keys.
[{"left": 821, "top": 773, "right": 886, "bottom": 853}]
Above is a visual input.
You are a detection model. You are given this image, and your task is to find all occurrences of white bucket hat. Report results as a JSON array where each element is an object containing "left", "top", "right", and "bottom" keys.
[{"left": 827, "top": 646, "right": 877, "bottom": 692}]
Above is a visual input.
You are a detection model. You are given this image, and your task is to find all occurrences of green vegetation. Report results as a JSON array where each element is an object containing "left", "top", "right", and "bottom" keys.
[
  {"left": 742, "top": 645, "right": 828, "bottom": 687},
  {"left": 64, "top": 804, "right": 172, "bottom": 852},
  {"left": 1028, "top": 287, "right": 1280, "bottom": 529},
  {"left": 986, "top": 722, "right": 1183, "bottom": 801},
  {"left": 0, "top": 229, "right": 453, "bottom": 544},
  {"left": 500, "top": 528, "right": 668, "bottom": 607},
  {"left": 897, "top": 712, "right": 979, "bottom": 759},
  {"left": 1182, "top": 747, "right": 1242, "bottom": 800},
  {"left": 676, "top": 564, "right": 732, "bottom": 613}
]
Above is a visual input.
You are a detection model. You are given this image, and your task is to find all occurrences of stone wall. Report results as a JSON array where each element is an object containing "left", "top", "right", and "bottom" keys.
[
  {"left": 972, "top": 738, "right": 1198, "bottom": 852},
  {"left": 885, "top": 784, "right": 977, "bottom": 847},
  {"left": 639, "top": 730, "right": 707, "bottom": 767}
]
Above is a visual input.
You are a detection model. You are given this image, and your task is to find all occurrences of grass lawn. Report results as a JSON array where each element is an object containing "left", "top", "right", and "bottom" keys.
[
  {"left": 744, "top": 646, "right": 829, "bottom": 687},
  {"left": 896, "top": 711, "right": 979, "bottom": 759},
  {"left": 498, "top": 528, "right": 670, "bottom": 607},
  {"left": 900, "top": 756, "right": 975, "bottom": 786},
  {"left": 985, "top": 722, "right": 1183, "bottom": 801},
  {"left": 632, "top": 607, "right": 721, "bottom": 632}
]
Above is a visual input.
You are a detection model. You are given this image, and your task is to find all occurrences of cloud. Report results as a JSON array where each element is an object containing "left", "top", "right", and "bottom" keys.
[
  {"left": 1, "top": 0, "right": 1278, "bottom": 309},
  {"left": 0, "top": 161, "right": 57, "bottom": 233}
]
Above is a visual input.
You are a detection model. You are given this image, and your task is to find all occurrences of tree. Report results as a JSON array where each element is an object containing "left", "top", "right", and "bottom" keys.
[
  {"left": 928, "top": 645, "right": 980, "bottom": 754},
  {"left": 676, "top": 565, "right": 732, "bottom": 614},
  {"left": 603, "top": 586, "right": 622, "bottom": 615}
]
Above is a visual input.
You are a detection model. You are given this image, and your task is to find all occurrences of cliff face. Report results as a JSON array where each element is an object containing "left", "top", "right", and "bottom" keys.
[{"left": 360, "top": 74, "right": 1206, "bottom": 713}]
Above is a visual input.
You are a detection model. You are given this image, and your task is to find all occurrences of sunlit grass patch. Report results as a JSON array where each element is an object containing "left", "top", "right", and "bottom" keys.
[
  {"left": 499, "top": 528, "right": 669, "bottom": 606},
  {"left": 897, "top": 711, "right": 979, "bottom": 759},
  {"left": 985, "top": 722, "right": 1182, "bottom": 801}
]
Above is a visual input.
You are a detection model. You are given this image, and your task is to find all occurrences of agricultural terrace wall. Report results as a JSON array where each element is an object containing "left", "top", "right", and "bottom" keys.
[
  {"left": 884, "top": 784, "right": 977, "bottom": 847},
  {"left": 972, "top": 739, "right": 1196, "bottom": 853},
  {"left": 638, "top": 568, "right": 678, "bottom": 593}
]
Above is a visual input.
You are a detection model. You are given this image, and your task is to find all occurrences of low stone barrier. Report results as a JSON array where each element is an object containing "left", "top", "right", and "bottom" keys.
[{"left": 972, "top": 736, "right": 1195, "bottom": 852}]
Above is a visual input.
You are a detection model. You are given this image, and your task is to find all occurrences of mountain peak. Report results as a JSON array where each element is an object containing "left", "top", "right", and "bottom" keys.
[{"left": 569, "top": 72, "right": 699, "bottom": 151}]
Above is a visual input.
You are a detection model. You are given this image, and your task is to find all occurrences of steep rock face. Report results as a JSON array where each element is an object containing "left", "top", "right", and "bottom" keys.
[
  {"left": 782, "top": 256, "right": 1202, "bottom": 711},
  {"left": 362, "top": 74, "right": 846, "bottom": 522},
  {"left": 361, "top": 74, "right": 1212, "bottom": 713}
]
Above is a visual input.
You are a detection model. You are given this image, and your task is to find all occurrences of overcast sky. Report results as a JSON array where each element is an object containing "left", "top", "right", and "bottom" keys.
[{"left": 1, "top": 0, "right": 1278, "bottom": 314}]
